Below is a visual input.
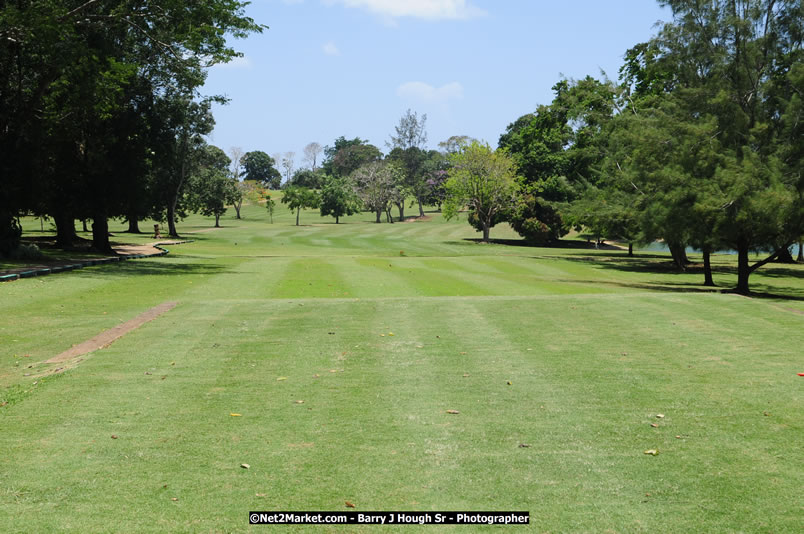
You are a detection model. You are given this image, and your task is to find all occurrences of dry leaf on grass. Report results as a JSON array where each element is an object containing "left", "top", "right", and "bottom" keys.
[
  {"left": 345, "top": 501, "right": 356, "bottom": 508},
  {"left": 241, "top": 463, "right": 250, "bottom": 469},
  {"left": 277, "top": 377, "right": 287, "bottom": 381},
  {"left": 643, "top": 449, "right": 659, "bottom": 456},
  {"left": 650, "top": 423, "right": 658, "bottom": 428},
  {"left": 656, "top": 414, "right": 665, "bottom": 419},
  {"left": 446, "top": 409, "right": 460, "bottom": 414}
]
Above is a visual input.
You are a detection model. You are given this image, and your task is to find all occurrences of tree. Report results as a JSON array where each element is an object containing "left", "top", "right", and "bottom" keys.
[
  {"left": 352, "top": 161, "right": 397, "bottom": 223},
  {"left": 243, "top": 151, "right": 281, "bottom": 188},
  {"left": 281, "top": 152, "right": 295, "bottom": 185},
  {"left": 189, "top": 145, "right": 239, "bottom": 227},
  {"left": 319, "top": 176, "right": 362, "bottom": 223},
  {"left": 388, "top": 109, "right": 429, "bottom": 216},
  {"left": 617, "top": 0, "right": 804, "bottom": 294},
  {"left": 281, "top": 186, "right": 320, "bottom": 226},
  {"left": 229, "top": 147, "right": 246, "bottom": 218},
  {"left": 303, "top": 142, "right": 323, "bottom": 170},
  {"left": 438, "top": 135, "right": 474, "bottom": 155},
  {"left": 331, "top": 143, "right": 382, "bottom": 178},
  {"left": 0, "top": 0, "right": 262, "bottom": 254},
  {"left": 443, "top": 142, "right": 520, "bottom": 242},
  {"left": 290, "top": 168, "right": 326, "bottom": 189},
  {"left": 265, "top": 193, "right": 275, "bottom": 223}
]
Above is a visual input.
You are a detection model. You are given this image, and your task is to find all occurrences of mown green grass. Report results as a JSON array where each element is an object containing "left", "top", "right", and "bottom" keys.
[{"left": 1, "top": 203, "right": 802, "bottom": 532}]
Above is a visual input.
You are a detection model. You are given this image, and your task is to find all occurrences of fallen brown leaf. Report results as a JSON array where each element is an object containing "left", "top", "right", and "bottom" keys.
[
  {"left": 650, "top": 423, "right": 659, "bottom": 428},
  {"left": 241, "top": 463, "right": 250, "bottom": 469},
  {"left": 643, "top": 449, "right": 659, "bottom": 456},
  {"left": 111, "top": 435, "right": 118, "bottom": 439},
  {"left": 446, "top": 409, "right": 460, "bottom": 414},
  {"left": 345, "top": 501, "right": 356, "bottom": 508}
]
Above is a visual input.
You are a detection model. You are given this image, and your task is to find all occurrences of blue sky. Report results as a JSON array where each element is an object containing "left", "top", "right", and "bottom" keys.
[{"left": 203, "top": 0, "right": 670, "bottom": 164}]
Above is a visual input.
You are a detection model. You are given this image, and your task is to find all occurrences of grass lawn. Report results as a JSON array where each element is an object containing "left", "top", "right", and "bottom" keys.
[{"left": 1, "top": 203, "right": 802, "bottom": 532}]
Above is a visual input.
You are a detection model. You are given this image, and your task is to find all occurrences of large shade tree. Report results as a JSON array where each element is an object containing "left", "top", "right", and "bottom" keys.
[{"left": 443, "top": 142, "right": 520, "bottom": 242}]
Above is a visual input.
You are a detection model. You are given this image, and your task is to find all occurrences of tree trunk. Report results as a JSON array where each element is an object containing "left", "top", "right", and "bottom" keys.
[
  {"left": 774, "top": 246, "right": 795, "bottom": 263},
  {"left": 736, "top": 244, "right": 751, "bottom": 295},
  {"left": 628, "top": 242, "right": 633, "bottom": 256},
  {"left": 386, "top": 207, "right": 394, "bottom": 223},
  {"left": 335, "top": 215, "right": 339, "bottom": 224},
  {"left": 417, "top": 196, "right": 425, "bottom": 217},
  {"left": 482, "top": 222, "right": 490, "bottom": 242},
  {"left": 797, "top": 241, "right": 803, "bottom": 263},
  {"left": 295, "top": 207, "right": 300, "bottom": 226},
  {"left": 668, "top": 242, "right": 689, "bottom": 270},
  {"left": 0, "top": 210, "right": 22, "bottom": 256},
  {"left": 82, "top": 219, "right": 88, "bottom": 232},
  {"left": 126, "top": 215, "right": 141, "bottom": 233},
  {"left": 396, "top": 202, "right": 404, "bottom": 222},
  {"left": 214, "top": 213, "right": 220, "bottom": 228},
  {"left": 54, "top": 212, "right": 77, "bottom": 248},
  {"left": 167, "top": 200, "right": 179, "bottom": 238},
  {"left": 234, "top": 200, "right": 242, "bottom": 219},
  {"left": 91, "top": 215, "right": 112, "bottom": 253},
  {"left": 375, "top": 210, "right": 381, "bottom": 223},
  {"left": 702, "top": 247, "right": 715, "bottom": 287}
]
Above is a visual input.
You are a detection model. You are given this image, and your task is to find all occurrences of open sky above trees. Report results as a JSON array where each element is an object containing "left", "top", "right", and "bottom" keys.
[{"left": 203, "top": 0, "right": 670, "bottom": 157}]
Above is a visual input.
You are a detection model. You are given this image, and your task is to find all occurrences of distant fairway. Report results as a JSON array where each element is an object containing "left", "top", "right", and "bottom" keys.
[{"left": 1, "top": 205, "right": 802, "bottom": 533}]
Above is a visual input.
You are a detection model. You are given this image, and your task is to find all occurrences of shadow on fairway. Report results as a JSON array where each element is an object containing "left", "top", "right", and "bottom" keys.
[
  {"left": 458, "top": 237, "right": 627, "bottom": 250},
  {"left": 553, "top": 254, "right": 804, "bottom": 300},
  {"left": 71, "top": 259, "right": 228, "bottom": 279}
]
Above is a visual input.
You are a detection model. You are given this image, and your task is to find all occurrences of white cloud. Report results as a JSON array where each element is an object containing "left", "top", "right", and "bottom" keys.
[
  {"left": 325, "top": 0, "right": 485, "bottom": 20},
  {"left": 397, "top": 81, "right": 463, "bottom": 103},
  {"left": 212, "top": 55, "right": 252, "bottom": 69},
  {"left": 323, "top": 41, "right": 341, "bottom": 56}
]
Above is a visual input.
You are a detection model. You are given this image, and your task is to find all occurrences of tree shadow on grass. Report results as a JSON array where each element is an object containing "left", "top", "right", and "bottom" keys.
[
  {"left": 552, "top": 254, "right": 804, "bottom": 301},
  {"left": 70, "top": 259, "right": 229, "bottom": 279},
  {"left": 458, "top": 237, "right": 628, "bottom": 250}
]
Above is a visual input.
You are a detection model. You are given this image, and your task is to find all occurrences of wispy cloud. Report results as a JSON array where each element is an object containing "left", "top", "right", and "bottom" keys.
[
  {"left": 322, "top": 41, "right": 341, "bottom": 56},
  {"left": 397, "top": 81, "right": 464, "bottom": 103},
  {"left": 325, "top": 0, "right": 485, "bottom": 21}
]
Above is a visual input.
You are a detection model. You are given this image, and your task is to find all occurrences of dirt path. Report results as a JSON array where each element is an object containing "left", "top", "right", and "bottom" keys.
[
  {"left": 0, "top": 240, "right": 191, "bottom": 280},
  {"left": 46, "top": 301, "right": 178, "bottom": 364}
]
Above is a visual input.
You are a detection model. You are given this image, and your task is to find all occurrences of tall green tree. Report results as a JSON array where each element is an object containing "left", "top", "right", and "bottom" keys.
[
  {"left": 0, "top": 0, "right": 262, "bottom": 253},
  {"left": 319, "top": 176, "right": 361, "bottom": 224},
  {"left": 443, "top": 142, "right": 520, "bottom": 242},
  {"left": 620, "top": 0, "right": 804, "bottom": 293},
  {"left": 281, "top": 186, "right": 320, "bottom": 226},
  {"left": 388, "top": 109, "right": 429, "bottom": 216},
  {"left": 243, "top": 151, "right": 281, "bottom": 188}
]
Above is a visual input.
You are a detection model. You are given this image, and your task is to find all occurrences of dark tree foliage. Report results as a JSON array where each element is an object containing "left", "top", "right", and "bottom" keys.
[
  {"left": 0, "top": 1, "right": 262, "bottom": 253},
  {"left": 243, "top": 151, "right": 282, "bottom": 189}
]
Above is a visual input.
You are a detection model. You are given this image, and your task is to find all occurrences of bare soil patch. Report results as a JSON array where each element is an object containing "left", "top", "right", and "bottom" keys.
[{"left": 46, "top": 301, "right": 178, "bottom": 364}]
